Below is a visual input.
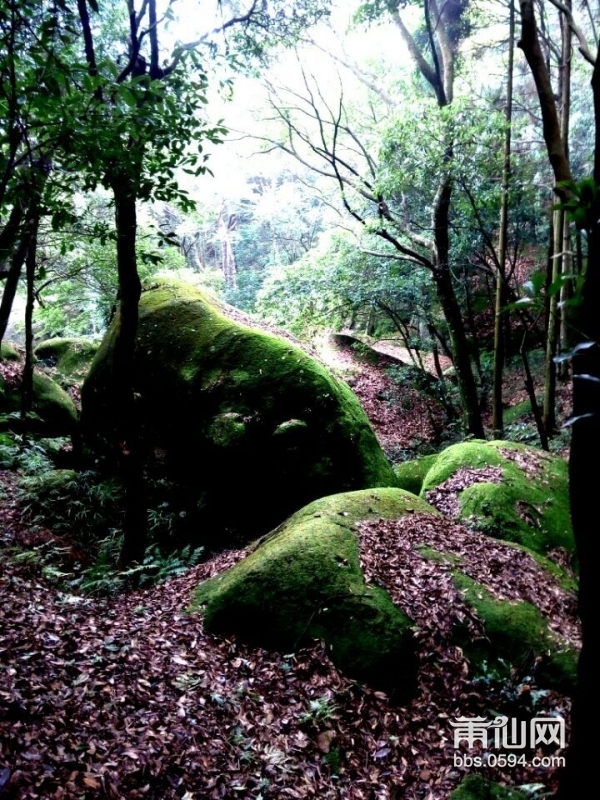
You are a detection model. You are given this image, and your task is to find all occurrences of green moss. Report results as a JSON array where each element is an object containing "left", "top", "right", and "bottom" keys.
[
  {"left": 0, "top": 341, "right": 20, "bottom": 361},
  {"left": 1, "top": 362, "right": 77, "bottom": 436},
  {"left": 420, "top": 440, "right": 573, "bottom": 556},
  {"left": 453, "top": 573, "right": 577, "bottom": 692},
  {"left": 528, "top": 550, "right": 578, "bottom": 593},
  {"left": 273, "top": 419, "right": 308, "bottom": 437},
  {"left": 416, "top": 546, "right": 462, "bottom": 565},
  {"left": 193, "top": 488, "right": 428, "bottom": 696},
  {"left": 207, "top": 413, "right": 246, "bottom": 448},
  {"left": 31, "top": 373, "right": 78, "bottom": 435},
  {"left": 450, "top": 775, "right": 528, "bottom": 800},
  {"left": 82, "top": 279, "right": 398, "bottom": 546},
  {"left": 258, "top": 486, "right": 438, "bottom": 539},
  {"left": 34, "top": 338, "right": 98, "bottom": 384},
  {"left": 394, "top": 454, "right": 439, "bottom": 495},
  {"left": 504, "top": 399, "right": 532, "bottom": 425},
  {"left": 421, "top": 441, "right": 505, "bottom": 488}
]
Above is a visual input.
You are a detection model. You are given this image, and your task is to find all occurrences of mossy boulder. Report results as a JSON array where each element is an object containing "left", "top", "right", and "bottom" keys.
[
  {"left": 453, "top": 574, "right": 577, "bottom": 692},
  {"left": 0, "top": 341, "right": 20, "bottom": 361},
  {"left": 450, "top": 775, "right": 528, "bottom": 800},
  {"left": 420, "top": 440, "right": 573, "bottom": 556},
  {"left": 81, "top": 280, "right": 397, "bottom": 546},
  {"left": 394, "top": 453, "right": 438, "bottom": 495},
  {"left": 194, "top": 488, "right": 435, "bottom": 696},
  {"left": 1, "top": 345, "right": 78, "bottom": 436},
  {"left": 34, "top": 337, "right": 99, "bottom": 387}
]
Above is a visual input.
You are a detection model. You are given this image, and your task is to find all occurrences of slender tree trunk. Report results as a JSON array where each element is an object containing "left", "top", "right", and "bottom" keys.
[
  {"left": 0, "top": 223, "right": 34, "bottom": 347},
  {"left": 558, "top": 6, "right": 573, "bottom": 380},
  {"left": 0, "top": 164, "right": 48, "bottom": 348},
  {"left": 393, "top": 0, "right": 482, "bottom": 437},
  {"left": 520, "top": 329, "right": 549, "bottom": 451},
  {"left": 20, "top": 215, "right": 38, "bottom": 422},
  {"left": 432, "top": 173, "right": 484, "bottom": 438},
  {"left": 110, "top": 172, "right": 147, "bottom": 567},
  {"left": 543, "top": 9, "right": 572, "bottom": 432},
  {"left": 493, "top": 0, "right": 515, "bottom": 438},
  {"left": 543, "top": 208, "right": 562, "bottom": 433}
]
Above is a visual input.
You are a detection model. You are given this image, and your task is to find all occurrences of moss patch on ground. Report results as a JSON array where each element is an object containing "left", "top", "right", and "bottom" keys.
[
  {"left": 453, "top": 573, "right": 577, "bottom": 692},
  {"left": 394, "top": 453, "right": 439, "bottom": 495},
  {"left": 193, "top": 489, "right": 433, "bottom": 696},
  {"left": 82, "top": 279, "right": 398, "bottom": 547},
  {"left": 420, "top": 440, "right": 573, "bottom": 556}
]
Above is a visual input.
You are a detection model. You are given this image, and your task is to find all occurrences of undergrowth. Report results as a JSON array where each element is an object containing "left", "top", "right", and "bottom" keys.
[{"left": 2, "top": 432, "right": 204, "bottom": 596}]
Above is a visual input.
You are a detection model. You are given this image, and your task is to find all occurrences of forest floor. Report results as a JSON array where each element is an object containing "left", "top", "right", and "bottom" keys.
[{"left": 0, "top": 338, "right": 576, "bottom": 800}]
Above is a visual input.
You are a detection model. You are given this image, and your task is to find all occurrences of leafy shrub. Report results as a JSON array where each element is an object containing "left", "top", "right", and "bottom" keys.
[
  {"left": 18, "top": 469, "right": 123, "bottom": 542},
  {"left": 72, "top": 538, "right": 204, "bottom": 595}
]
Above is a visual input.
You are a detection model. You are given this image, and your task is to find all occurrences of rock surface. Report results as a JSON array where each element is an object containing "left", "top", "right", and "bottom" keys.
[
  {"left": 81, "top": 280, "right": 397, "bottom": 546},
  {"left": 0, "top": 343, "right": 78, "bottom": 436},
  {"left": 420, "top": 440, "right": 573, "bottom": 556},
  {"left": 194, "top": 488, "right": 435, "bottom": 697}
]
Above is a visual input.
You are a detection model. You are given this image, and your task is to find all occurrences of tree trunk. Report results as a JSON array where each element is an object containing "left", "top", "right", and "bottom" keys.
[
  {"left": 556, "top": 183, "right": 600, "bottom": 800},
  {"left": 20, "top": 214, "right": 38, "bottom": 423},
  {"left": 543, "top": 208, "right": 563, "bottom": 434},
  {"left": 493, "top": 0, "right": 515, "bottom": 438},
  {"left": 518, "top": 1, "right": 598, "bottom": 793},
  {"left": 432, "top": 173, "right": 484, "bottom": 438},
  {"left": 110, "top": 172, "right": 147, "bottom": 567},
  {"left": 558, "top": 7, "right": 573, "bottom": 381},
  {"left": 0, "top": 223, "right": 34, "bottom": 348}
]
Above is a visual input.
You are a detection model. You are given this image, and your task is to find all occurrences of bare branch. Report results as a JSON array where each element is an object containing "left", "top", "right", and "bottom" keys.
[{"left": 547, "top": 0, "right": 596, "bottom": 65}]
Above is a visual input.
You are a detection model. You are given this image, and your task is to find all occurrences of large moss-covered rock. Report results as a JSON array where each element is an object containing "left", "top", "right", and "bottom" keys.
[
  {"left": 420, "top": 440, "right": 573, "bottom": 556},
  {"left": 194, "top": 488, "right": 435, "bottom": 696},
  {"left": 1, "top": 345, "right": 78, "bottom": 436},
  {"left": 81, "top": 280, "right": 397, "bottom": 545},
  {"left": 34, "top": 337, "right": 98, "bottom": 388}
]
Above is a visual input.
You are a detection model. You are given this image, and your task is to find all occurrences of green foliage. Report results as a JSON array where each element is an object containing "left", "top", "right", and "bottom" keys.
[
  {"left": 30, "top": 196, "right": 188, "bottom": 340},
  {"left": 11, "top": 439, "right": 204, "bottom": 595},
  {"left": 255, "top": 230, "right": 430, "bottom": 337},
  {"left": 18, "top": 468, "right": 123, "bottom": 541},
  {"left": 0, "top": 434, "right": 72, "bottom": 474},
  {"left": 555, "top": 176, "right": 599, "bottom": 229},
  {"left": 75, "top": 538, "right": 204, "bottom": 596},
  {"left": 300, "top": 695, "right": 338, "bottom": 726},
  {"left": 450, "top": 775, "right": 528, "bottom": 800}
]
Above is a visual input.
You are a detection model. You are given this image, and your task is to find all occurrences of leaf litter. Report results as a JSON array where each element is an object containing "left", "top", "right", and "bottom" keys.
[{"left": 0, "top": 475, "right": 577, "bottom": 800}]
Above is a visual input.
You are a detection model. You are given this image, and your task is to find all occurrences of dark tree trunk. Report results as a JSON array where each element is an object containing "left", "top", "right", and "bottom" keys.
[
  {"left": 0, "top": 223, "right": 34, "bottom": 347},
  {"left": 432, "top": 174, "right": 484, "bottom": 438},
  {"left": 556, "top": 210, "right": 600, "bottom": 799},
  {"left": 555, "top": 13, "right": 600, "bottom": 796},
  {"left": 110, "top": 173, "right": 147, "bottom": 567},
  {"left": 493, "top": 0, "right": 515, "bottom": 438},
  {"left": 20, "top": 214, "right": 38, "bottom": 422}
]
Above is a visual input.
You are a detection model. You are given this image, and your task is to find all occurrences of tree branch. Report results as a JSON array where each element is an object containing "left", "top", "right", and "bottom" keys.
[
  {"left": 518, "top": 0, "right": 573, "bottom": 189},
  {"left": 547, "top": 0, "right": 596, "bottom": 65}
]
